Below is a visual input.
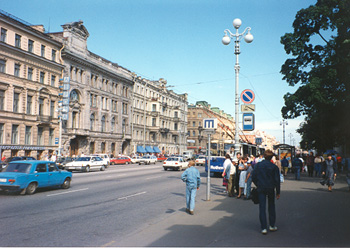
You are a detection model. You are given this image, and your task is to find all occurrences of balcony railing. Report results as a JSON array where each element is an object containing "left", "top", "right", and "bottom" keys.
[
  {"left": 160, "top": 128, "right": 170, "bottom": 133},
  {"left": 37, "top": 115, "right": 52, "bottom": 124}
]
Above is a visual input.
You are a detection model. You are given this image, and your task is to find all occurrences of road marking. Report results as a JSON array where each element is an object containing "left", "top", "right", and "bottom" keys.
[
  {"left": 101, "top": 241, "right": 115, "bottom": 247},
  {"left": 46, "top": 188, "right": 89, "bottom": 197},
  {"left": 117, "top": 191, "right": 147, "bottom": 200},
  {"left": 146, "top": 176, "right": 162, "bottom": 180}
]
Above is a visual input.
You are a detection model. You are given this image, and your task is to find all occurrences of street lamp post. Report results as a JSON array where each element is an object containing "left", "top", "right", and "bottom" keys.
[
  {"left": 280, "top": 119, "right": 288, "bottom": 144},
  {"left": 222, "top": 18, "right": 253, "bottom": 156},
  {"left": 288, "top": 133, "right": 293, "bottom": 145}
]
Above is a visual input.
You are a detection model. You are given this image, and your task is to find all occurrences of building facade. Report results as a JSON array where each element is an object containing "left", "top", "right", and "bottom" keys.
[
  {"left": 0, "top": 10, "right": 64, "bottom": 159},
  {"left": 131, "top": 77, "right": 188, "bottom": 155}
]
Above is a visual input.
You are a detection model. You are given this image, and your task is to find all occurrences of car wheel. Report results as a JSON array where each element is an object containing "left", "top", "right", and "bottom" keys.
[
  {"left": 163, "top": 167, "right": 167, "bottom": 171},
  {"left": 139, "top": 163, "right": 141, "bottom": 165},
  {"left": 111, "top": 162, "right": 115, "bottom": 165},
  {"left": 62, "top": 178, "right": 71, "bottom": 189},
  {"left": 100, "top": 165, "right": 106, "bottom": 171},
  {"left": 26, "top": 182, "right": 37, "bottom": 195},
  {"left": 85, "top": 166, "right": 90, "bottom": 172},
  {"left": 125, "top": 162, "right": 129, "bottom": 165},
  {"left": 178, "top": 167, "right": 182, "bottom": 171}
]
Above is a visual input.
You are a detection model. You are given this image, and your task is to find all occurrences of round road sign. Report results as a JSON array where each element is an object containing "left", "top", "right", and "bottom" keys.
[{"left": 241, "top": 89, "right": 255, "bottom": 104}]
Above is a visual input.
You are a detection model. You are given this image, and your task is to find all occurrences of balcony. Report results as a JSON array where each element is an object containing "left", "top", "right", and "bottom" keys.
[
  {"left": 173, "top": 105, "right": 180, "bottom": 110},
  {"left": 173, "top": 117, "right": 180, "bottom": 122},
  {"left": 151, "top": 111, "right": 159, "bottom": 117},
  {"left": 160, "top": 128, "right": 170, "bottom": 133},
  {"left": 37, "top": 115, "right": 52, "bottom": 125},
  {"left": 149, "top": 126, "right": 159, "bottom": 132},
  {"left": 151, "top": 97, "right": 158, "bottom": 101}
]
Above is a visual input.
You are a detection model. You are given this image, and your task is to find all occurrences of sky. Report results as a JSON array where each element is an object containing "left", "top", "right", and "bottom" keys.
[{"left": 1, "top": 0, "right": 319, "bottom": 146}]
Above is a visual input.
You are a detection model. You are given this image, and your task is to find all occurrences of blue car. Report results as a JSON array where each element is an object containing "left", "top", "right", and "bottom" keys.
[{"left": 0, "top": 160, "right": 72, "bottom": 195}]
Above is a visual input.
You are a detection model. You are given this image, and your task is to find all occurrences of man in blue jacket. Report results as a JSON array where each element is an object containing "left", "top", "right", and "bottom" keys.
[
  {"left": 252, "top": 150, "right": 280, "bottom": 235},
  {"left": 181, "top": 161, "right": 201, "bottom": 215}
]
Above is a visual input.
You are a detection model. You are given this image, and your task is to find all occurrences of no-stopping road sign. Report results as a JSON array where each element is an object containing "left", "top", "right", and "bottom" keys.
[{"left": 241, "top": 89, "right": 255, "bottom": 104}]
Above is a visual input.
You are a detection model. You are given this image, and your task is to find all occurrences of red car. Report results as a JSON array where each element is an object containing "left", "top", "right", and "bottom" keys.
[
  {"left": 157, "top": 154, "right": 167, "bottom": 161},
  {"left": 110, "top": 156, "right": 131, "bottom": 165}
]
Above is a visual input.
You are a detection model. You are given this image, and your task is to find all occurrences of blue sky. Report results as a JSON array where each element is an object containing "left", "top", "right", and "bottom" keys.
[{"left": 1, "top": 0, "right": 319, "bottom": 145}]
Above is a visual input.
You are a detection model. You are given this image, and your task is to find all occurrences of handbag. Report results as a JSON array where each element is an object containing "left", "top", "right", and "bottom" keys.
[{"left": 251, "top": 187, "right": 259, "bottom": 204}]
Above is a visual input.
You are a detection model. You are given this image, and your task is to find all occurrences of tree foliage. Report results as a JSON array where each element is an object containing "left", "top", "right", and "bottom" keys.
[{"left": 280, "top": 0, "right": 350, "bottom": 151}]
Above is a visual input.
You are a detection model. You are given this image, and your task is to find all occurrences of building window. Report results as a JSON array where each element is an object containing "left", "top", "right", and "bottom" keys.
[
  {"left": 174, "top": 123, "right": 178, "bottom": 130},
  {"left": 90, "top": 114, "right": 94, "bottom": 131},
  {"left": 174, "top": 112, "right": 178, "bottom": 118},
  {"left": 28, "top": 39, "right": 34, "bottom": 53},
  {"left": 152, "top": 104, "right": 156, "bottom": 112},
  {"left": 51, "top": 75, "right": 56, "bottom": 86},
  {"left": 122, "top": 119, "right": 126, "bottom": 134},
  {"left": 101, "top": 116, "right": 106, "bottom": 132},
  {"left": 0, "top": 90, "right": 4, "bottom": 110},
  {"left": 192, "top": 121, "right": 196, "bottom": 127},
  {"left": 70, "top": 90, "right": 79, "bottom": 102},
  {"left": 25, "top": 126, "right": 32, "bottom": 145},
  {"left": 152, "top": 118, "right": 156, "bottom": 126},
  {"left": 72, "top": 112, "right": 77, "bottom": 129},
  {"left": 11, "top": 125, "right": 19, "bottom": 144},
  {"left": 13, "top": 93, "right": 20, "bottom": 113},
  {"left": 39, "top": 98, "right": 44, "bottom": 116},
  {"left": 50, "top": 101, "right": 55, "bottom": 117},
  {"left": 37, "top": 127, "right": 43, "bottom": 145},
  {"left": 101, "top": 142, "right": 106, "bottom": 153},
  {"left": 111, "top": 117, "right": 115, "bottom": 132},
  {"left": 0, "top": 28, "right": 7, "bottom": 42},
  {"left": 49, "top": 129, "right": 54, "bottom": 146},
  {"left": 27, "top": 95, "right": 32, "bottom": 114},
  {"left": 27, "top": 68, "right": 33, "bottom": 80},
  {"left": 51, "top": 49, "right": 56, "bottom": 61},
  {"left": 0, "top": 123, "right": 3, "bottom": 143},
  {"left": 41, "top": 45, "right": 45, "bottom": 57},
  {"left": 0, "top": 59, "right": 6, "bottom": 73},
  {"left": 89, "top": 142, "right": 95, "bottom": 154},
  {"left": 40, "top": 72, "right": 45, "bottom": 83},
  {"left": 15, "top": 34, "right": 21, "bottom": 48},
  {"left": 192, "top": 131, "right": 196, "bottom": 136},
  {"left": 14, "top": 63, "right": 20, "bottom": 77}
]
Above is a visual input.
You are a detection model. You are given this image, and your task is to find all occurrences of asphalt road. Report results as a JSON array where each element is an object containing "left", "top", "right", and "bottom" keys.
[
  {"left": 1, "top": 164, "right": 350, "bottom": 247},
  {"left": 0, "top": 162, "right": 209, "bottom": 247}
]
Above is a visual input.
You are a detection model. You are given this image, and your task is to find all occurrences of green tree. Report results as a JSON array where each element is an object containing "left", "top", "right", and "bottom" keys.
[{"left": 280, "top": 0, "right": 350, "bottom": 152}]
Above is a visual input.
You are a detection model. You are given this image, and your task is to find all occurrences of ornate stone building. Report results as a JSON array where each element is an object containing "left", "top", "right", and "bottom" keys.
[
  {"left": 50, "top": 21, "right": 133, "bottom": 156},
  {"left": 0, "top": 10, "right": 64, "bottom": 159},
  {"left": 131, "top": 77, "right": 188, "bottom": 155}
]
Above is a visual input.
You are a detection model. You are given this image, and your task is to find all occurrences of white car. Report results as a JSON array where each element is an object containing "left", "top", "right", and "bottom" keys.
[
  {"left": 195, "top": 155, "right": 206, "bottom": 166},
  {"left": 131, "top": 156, "right": 143, "bottom": 164},
  {"left": 163, "top": 157, "right": 189, "bottom": 171},
  {"left": 138, "top": 155, "right": 157, "bottom": 165},
  {"left": 64, "top": 156, "right": 107, "bottom": 172},
  {"left": 93, "top": 154, "right": 110, "bottom": 166}
]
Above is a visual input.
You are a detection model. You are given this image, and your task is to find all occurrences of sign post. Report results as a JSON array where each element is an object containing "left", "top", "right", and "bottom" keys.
[{"left": 203, "top": 118, "right": 217, "bottom": 201}]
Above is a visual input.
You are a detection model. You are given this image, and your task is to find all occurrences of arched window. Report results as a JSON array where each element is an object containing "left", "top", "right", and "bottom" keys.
[
  {"left": 111, "top": 117, "right": 115, "bottom": 132},
  {"left": 101, "top": 115, "right": 106, "bottom": 132},
  {"left": 70, "top": 90, "right": 79, "bottom": 102},
  {"left": 90, "top": 114, "right": 95, "bottom": 131}
]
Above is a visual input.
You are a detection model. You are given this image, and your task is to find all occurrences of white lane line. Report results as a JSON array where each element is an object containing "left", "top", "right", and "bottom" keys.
[
  {"left": 146, "top": 176, "right": 162, "bottom": 180},
  {"left": 46, "top": 188, "right": 89, "bottom": 197},
  {"left": 117, "top": 191, "right": 147, "bottom": 200},
  {"left": 105, "top": 173, "right": 126, "bottom": 178}
]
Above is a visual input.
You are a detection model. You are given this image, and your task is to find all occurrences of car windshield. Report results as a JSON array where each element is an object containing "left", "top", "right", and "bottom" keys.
[
  {"left": 142, "top": 156, "right": 149, "bottom": 158},
  {"left": 166, "top": 157, "right": 179, "bottom": 161},
  {"left": 76, "top": 157, "right": 91, "bottom": 162},
  {"left": 5, "top": 163, "right": 32, "bottom": 173},
  {"left": 198, "top": 156, "right": 206, "bottom": 159}
]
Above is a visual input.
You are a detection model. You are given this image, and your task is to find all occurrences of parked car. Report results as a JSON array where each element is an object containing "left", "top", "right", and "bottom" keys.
[
  {"left": 163, "top": 157, "right": 189, "bottom": 171},
  {"left": 0, "top": 160, "right": 72, "bottom": 195},
  {"left": 195, "top": 155, "right": 206, "bottom": 166},
  {"left": 92, "top": 154, "right": 110, "bottom": 167},
  {"left": 56, "top": 157, "right": 75, "bottom": 169},
  {"left": 138, "top": 155, "right": 157, "bottom": 165},
  {"left": 110, "top": 156, "right": 131, "bottom": 165},
  {"left": 130, "top": 155, "right": 143, "bottom": 164},
  {"left": 63, "top": 156, "right": 107, "bottom": 172},
  {"left": 157, "top": 154, "right": 167, "bottom": 161},
  {"left": 0, "top": 156, "right": 36, "bottom": 172}
]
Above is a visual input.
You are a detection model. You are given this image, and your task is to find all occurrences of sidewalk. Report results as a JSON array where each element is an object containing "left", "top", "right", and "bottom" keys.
[{"left": 116, "top": 172, "right": 350, "bottom": 247}]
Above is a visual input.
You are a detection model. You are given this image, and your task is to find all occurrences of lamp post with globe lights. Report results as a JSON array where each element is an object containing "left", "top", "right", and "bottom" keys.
[{"left": 222, "top": 18, "right": 253, "bottom": 156}]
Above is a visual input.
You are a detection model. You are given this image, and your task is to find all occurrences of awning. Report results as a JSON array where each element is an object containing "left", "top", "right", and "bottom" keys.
[
  {"left": 153, "top": 146, "right": 161, "bottom": 153},
  {"left": 137, "top": 146, "right": 146, "bottom": 153},
  {"left": 145, "top": 146, "right": 154, "bottom": 153}
]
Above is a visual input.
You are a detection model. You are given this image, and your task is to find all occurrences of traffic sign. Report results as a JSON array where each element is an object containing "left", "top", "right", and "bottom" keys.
[
  {"left": 241, "top": 89, "right": 255, "bottom": 104},
  {"left": 241, "top": 104, "right": 255, "bottom": 112},
  {"left": 243, "top": 113, "right": 255, "bottom": 131},
  {"left": 203, "top": 118, "right": 217, "bottom": 129}
]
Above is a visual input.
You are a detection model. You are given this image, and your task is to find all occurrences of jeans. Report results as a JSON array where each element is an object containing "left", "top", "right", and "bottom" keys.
[
  {"left": 294, "top": 166, "right": 301, "bottom": 180},
  {"left": 314, "top": 163, "right": 321, "bottom": 177},
  {"left": 186, "top": 186, "right": 197, "bottom": 211},
  {"left": 258, "top": 190, "right": 276, "bottom": 230},
  {"left": 246, "top": 176, "right": 252, "bottom": 199}
]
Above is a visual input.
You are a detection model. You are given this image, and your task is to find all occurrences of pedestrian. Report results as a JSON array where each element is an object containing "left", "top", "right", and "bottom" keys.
[
  {"left": 252, "top": 149, "right": 280, "bottom": 235},
  {"left": 314, "top": 154, "right": 324, "bottom": 177},
  {"left": 320, "top": 154, "right": 337, "bottom": 192},
  {"left": 306, "top": 152, "right": 315, "bottom": 177},
  {"left": 336, "top": 154, "right": 343, "bottom": 173},
  {"left": 222, "top": 154, "right": 236, "bottom": 197},
  {"left": 292, "top": 154, "right": 303, "bottom": 180},
  {"left": 245, "top": 160, "right": 254, "bottom": 200},
  {"left": 181, "top": 161, "right": 201, "bottom": 215},
  {"left": 234, "top": 152, "right": 242, "bottom": 195},
  {"left": 222, "top": 154, "right": 231, "bottom": 193},
  {"left": 237, "top": 156, "right": 248, "bottom": 199},
  {"left": 281, "top": 156, "right": 289, "bottom": 176},
  {"left": 273, "top": 155, "right": 283, "bottom": 183},
  {"left": 51, "top": 153, "right": 57, "bottom": 162}
]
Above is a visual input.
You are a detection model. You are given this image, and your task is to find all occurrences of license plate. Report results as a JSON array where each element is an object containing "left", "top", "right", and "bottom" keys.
[
  {"left": 0, "top": 178, "right": 7, "bottom": 182},
  {"left": 69, "top": 167, "right": 76, "bottom": 169}
]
